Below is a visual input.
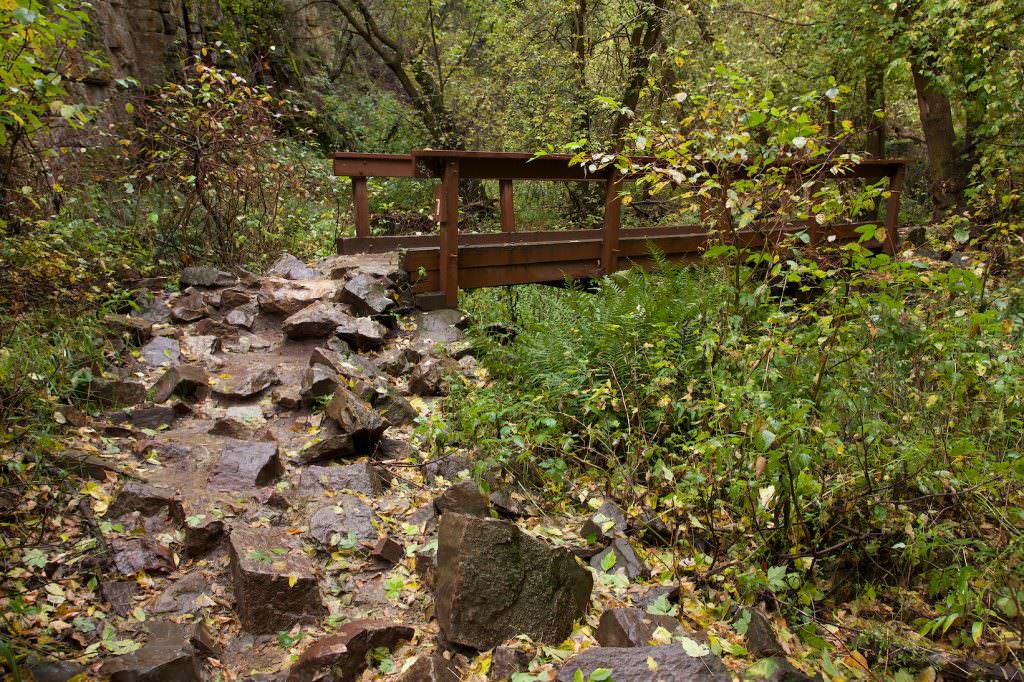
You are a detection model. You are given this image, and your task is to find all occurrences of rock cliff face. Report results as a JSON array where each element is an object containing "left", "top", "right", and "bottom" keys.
[{"left": 88, "top": 0, "right": 189, "bottom": 86}]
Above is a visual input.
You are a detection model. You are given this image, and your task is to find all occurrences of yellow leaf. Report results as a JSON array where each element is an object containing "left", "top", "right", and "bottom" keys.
[
  {"left": 288, "top": 575, "right": 298, "bottom": 588},
  {"left": 0, "top": 0, "right": 16, "bottom": 10},
  {"left": 647, "top": 656, "right": 658, "bottom": 671}
]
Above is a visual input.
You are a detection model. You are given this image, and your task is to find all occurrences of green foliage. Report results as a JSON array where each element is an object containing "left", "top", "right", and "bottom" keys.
[
  {"left": 0, "top": 0, "right": 99, "bottom": 227},
  {"left": 436, "top": 253, "right": 1024, "bottom": 653}
]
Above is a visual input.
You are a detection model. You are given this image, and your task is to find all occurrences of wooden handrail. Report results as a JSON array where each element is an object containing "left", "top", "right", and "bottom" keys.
[{"left": 330, "top": 150, "right": 910, "bottom": 307}]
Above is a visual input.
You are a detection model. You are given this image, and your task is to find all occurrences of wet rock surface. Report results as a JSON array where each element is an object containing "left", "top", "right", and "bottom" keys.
[
  {"left": 229, "top": 526, "right": 326, "bottom": 633},
  {"left": 434, "top": 512, "right": 593, "bottom": 650},
  {"left": 69, "top": 252, "right": 783, "bottom": 681},
  {"left": 556, "top": 645, "right": 730, "bottom": 682}
]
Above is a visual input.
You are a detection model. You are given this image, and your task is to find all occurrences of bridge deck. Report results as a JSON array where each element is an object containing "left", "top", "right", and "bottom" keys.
[{"left": 331, "top": 151, "right": 908, "bottom": 308}]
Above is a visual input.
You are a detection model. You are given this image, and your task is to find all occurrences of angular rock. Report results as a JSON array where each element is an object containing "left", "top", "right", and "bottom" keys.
[
  {"left": 105, "top": 314, "right": 154, "bottom": 344},
  {"left": 414, "top": 309, "right": 467, "bottom": 345},
  {"left": 135, "top": 292, "right": 173, "bottom": 324},
  {"left": 194, "top": 317, "right": 240, "bottom": 341},
  {"left": 373, "top": 387, "right": 418, "bottom": 427},
  {"left": 183, "top": 515, "right": 226, "bottom": 558},
  {"left": 102, "top": 620, "right": 216, "bottom": 682},
  {"left": 134, "top": 440, "right": 193, "bottom": 467},
  {"left": 229, "top": 526, "right": 326, "bottom": 633},
  {"left": 398, "top": 655, "right": 460, "bottom": 682},
  {"left": 257, "top": 278, "right": 340, "bottom": 316},
  {"left": 298, "top": 462, "right": 387, "bottom": 496},
  {"left": 334, "top": 316, "right": 387, "bottom": 351},
  {"left": 152, "top": 572, "right": 210, "bottom": 614},
  {"left": 152, "top": 365, "right": 210, "bottom": 403},
  {"left": 370, "top": 537, "right": 404, "bottom": 565},
  {"left": 289, "top": 620, "right": 413, "bottom": 682},
  {"left": 324, "top": 386, "right": 388, "bottom": 449},
  {"left": 208, "top": 417, "right": 255, "bottom": 439},
  {"left": 140, "top": 336, "right": 180, "bottom": 368},
  {"left": 170, "top": 291, "right": 210, "bottom": 323},
  {"left": 220, "top": 288, "right": 255, "bottom": 309},
  {"left": 181, "top": 266, "right": 237, "bottom": 288},
  {"left": 210, "top": 367, "right": 279, "bottom": 399},
  {"left": 297, "top": 430, "right": 356, "bottom": 465},
  {"left": 741, "top": 607, "right": 786, "bottom": 659},
  {"left": 300, "top": 364, "right": 340, "bottom": 401},
  {"left": 490, "top": 646, "right": 530, "bottom": 681},
  {"left": 110, "top": 405, "right": 178, "bottom": 431},
  {"left": 581, "top": 500, "right": 628, "bottom": 543},
  {"left": 433, "top": 481, "right": 489, "bottom": 517},
  {"left": 376, "top": 346, "right": 420, "bottom": 377},
  {"left": 556, "top": 645, "right": 729, "bottom": 682},
  {"left": 111, "top": 537, "right": 174, "bottom": 575},
  {"left": 409, "top": 356, "right": 457, "bottom": 396},
  {"left": 423, "top": 453, "right": 472, "bottom": 484},
  {"left": 267, "top": 252, "right": 318, "bottom": 280},
  {"left": 102, "top": 580, "right": 140, "bottom": 617},
  {"left": 590, "top": 538, "right": 649, "bottom": 580},
  {"left": 638, "top": 584, "right": 681, "bottom": 611},
  {"left": 340, "top": 273, "right": 395, "bottom": 316},
  {"left": 180, "top": 334, "right": 220, "bottom": 360},
  {"left": 225, "top": 301, "right": 259, "bottom": 329},
  {"left": 109, "top": 481, "right": 184, "bottom": 522},
  {"left": 308, "top": 494, "right": 376, "bottom": 549},
  {"left": 489, "top": 489, "right": 527, "bottom": 519},
  {"left": 596, "top": 607, "right": 682, "bottom": 647},
  {"left": 283, "top": 301, "right": 354, "bottom": 339},
  {"left": 89, "top": 377, "right": 147, "bottom": 407},
  {"left": 377, "top": 437, "right": 416, "bottom": 460},
  {"left": 435, "top": 513, "right": 593, "bottom": 650},
  {"left": 414, "top": 548, "right": 437, "bottom": 592},
  {"left": 26, "top": 659, "right": 85, "bottom": 682},
  {"left": 208, "top": 439, "right": 284, "bottom": 491},
  {"left": 271, "top": 385, "right": 303, "bottom": 410}
]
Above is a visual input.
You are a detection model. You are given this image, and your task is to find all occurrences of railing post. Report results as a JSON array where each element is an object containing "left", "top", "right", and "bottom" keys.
[
  {"left": 440, "top": 159, "right": 460, "bottom": 308},
  {"left": 883, "top": 164, "right": 905, "bottom": 255},
  {"left": 601, "top": 171, "right": 623, "bottom": 275},
  {"left": 352, "top": 177, "right": 370, "bottom": 238},
  {"left": 500, "top": 179, "right": 515, "bottom": 232}
]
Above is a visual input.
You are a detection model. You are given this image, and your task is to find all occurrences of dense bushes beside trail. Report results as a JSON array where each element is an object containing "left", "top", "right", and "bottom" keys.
[{"left": 429, "top": 251, "right": 1024, "bottom": 658}]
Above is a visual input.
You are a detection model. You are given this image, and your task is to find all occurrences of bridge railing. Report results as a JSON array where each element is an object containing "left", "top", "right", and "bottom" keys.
[{"left": 331, "top": 150, "right": 909, "bottom": 308}]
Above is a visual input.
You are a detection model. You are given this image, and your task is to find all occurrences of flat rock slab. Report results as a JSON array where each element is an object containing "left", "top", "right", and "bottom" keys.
[
  {"left": 398, "top": 655, "right": 461, "bottom": 682},
  {"left": 289, "top": 620, "right": 413, "bottom": 682},
  {"left": 413, "top": 309, "right": 467, "bottom": 345},
  {"left": 108, "top": 481, "right": 184, "bottom": 522},
  {"left": 208, "top": 439, "right": 284, "bottom": 491},
  {"left": 210, "top": 367, "right": 279, "bottom": 399},
  {"left": 435, "top": 512, "right": 592, "bottom": 650},
  {"left": 556, "top": 645, "right": 730, "bottom": 682},
  {"left": 229, "top": 527, "right": 326, "bottom": 634},
  {"left": 181, "top": 266, "right": 237, "bottom": 288},
  {"left": 111, "top": 537, "right": 174, "bottom": 576},
  {"left": 89, "top": 378, "right": 147, "bottom": 407},
  {"left": 308, "top": 493, "right": 377, "bottom": 549},
  {"left": 319, "top": 252, "right": 403, "bottom": 280},
  {"left": 102, "top": 620, "right": 214, "bottom": 681},
  {"left": 140, "top": 336, "right": 181, "bottom": 367},
  {"left": 596, "top": 607, "right": 683, "bottom": 647},
  {"left": 170, "top": 291, "right": 210, "bottom": 323},
  {"left": 591, "top": 537, "right": 649, "bottom": 580},
  {"left": 298, "top": 462, "right": 387, "bottom": 496}
]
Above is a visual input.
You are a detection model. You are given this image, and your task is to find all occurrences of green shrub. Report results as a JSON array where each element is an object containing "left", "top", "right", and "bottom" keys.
[{"left": 431, "top": 253, "right": 1024, "bottom": 654}]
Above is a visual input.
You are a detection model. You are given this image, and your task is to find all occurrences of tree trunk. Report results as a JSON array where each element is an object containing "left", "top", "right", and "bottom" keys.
[
  {"left": 911, "top": 61, "right": 967, "bottom": 217},
  {"left": 865, "top": 65, "right": 886, "bottom": 158},
  {"left": 611, "top": 0, "right": 668, "bottom": 141}
]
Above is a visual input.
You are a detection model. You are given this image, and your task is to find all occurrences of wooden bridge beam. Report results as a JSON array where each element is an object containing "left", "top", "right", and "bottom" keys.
[{"left": 440, "top": 160, "right": 460, "bottom": 308}]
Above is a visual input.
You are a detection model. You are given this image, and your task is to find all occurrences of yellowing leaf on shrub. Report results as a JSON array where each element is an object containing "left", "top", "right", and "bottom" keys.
[{"left": 288, "top": 575, "right": 298, "bottom": 588}]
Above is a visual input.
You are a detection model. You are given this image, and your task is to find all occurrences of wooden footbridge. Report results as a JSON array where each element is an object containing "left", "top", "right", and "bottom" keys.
[{"left": 332, "top": 150, "right": 908, "bottom": 308}]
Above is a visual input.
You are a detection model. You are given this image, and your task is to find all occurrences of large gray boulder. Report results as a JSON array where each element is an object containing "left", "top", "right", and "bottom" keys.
[{"left": 434, "top": 512, "right": 592, "bottom": 650}]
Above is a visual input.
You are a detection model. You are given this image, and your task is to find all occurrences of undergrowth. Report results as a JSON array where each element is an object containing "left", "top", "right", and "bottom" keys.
[{"left": 429, "top": 249, "right": 1024, "bottom": 664}]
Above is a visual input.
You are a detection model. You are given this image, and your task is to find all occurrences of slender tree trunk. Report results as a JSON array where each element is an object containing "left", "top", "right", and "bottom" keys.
[
  {"left": 865, "top": 65, "right": 886, "bottom": 158},
  {"left": 611, "top": 0, "right": 668, "bottom": 141},
  {"left": 911, "top": 61, "right": 967, "bottom": 217}
]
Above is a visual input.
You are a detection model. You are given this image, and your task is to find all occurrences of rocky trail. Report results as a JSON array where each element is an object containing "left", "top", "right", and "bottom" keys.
[{"left": 28, "top": 253, "right": 806, "bottom": 682}]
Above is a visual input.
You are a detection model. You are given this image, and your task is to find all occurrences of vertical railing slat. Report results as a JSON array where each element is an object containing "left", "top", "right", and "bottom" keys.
[
  {"left": 440, "top": 160, "right": 460, "bottom": 307},
  {"left": 500, "top": 179, "right": 515, "bottom": 232},
  {"left": 352, "top": 177, "right": 370, "bottom": 238}
]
